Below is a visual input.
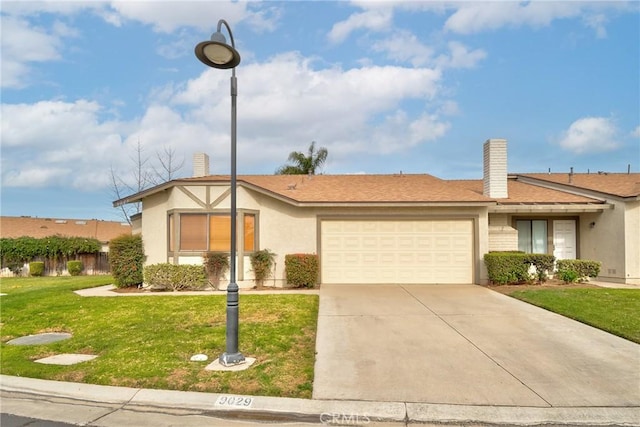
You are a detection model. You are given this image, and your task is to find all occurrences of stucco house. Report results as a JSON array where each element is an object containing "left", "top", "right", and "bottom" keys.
[{"left": 114, "top": 139, "right": 640, "bottom": 287}]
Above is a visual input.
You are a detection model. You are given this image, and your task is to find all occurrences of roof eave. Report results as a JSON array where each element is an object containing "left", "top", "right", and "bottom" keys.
[{"left": 490, "top": 203, "right": 612, "bottom": 213}]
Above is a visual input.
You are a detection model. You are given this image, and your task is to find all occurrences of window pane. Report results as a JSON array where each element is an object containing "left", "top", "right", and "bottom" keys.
[
  {"left": 210, "top": 215, "right": 231, "bottom": 251},
  {"left": 531, "top": 220, "right": 547, "bottom": 254},
  {"left": 244, "top": 214, "right": 255, "bottom": 251},
  {"left": 168, "top": 214, "right": 175, "bottom": 252},
  {"left": 180, "top": 214, "right": 207, "bottom": 250},
  {"left": 516, "top": 220, "right": 531, "bottom": 253}
]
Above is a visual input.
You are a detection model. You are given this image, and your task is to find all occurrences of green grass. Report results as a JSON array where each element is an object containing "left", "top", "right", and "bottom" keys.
[
  {"left": 0, "top": 276, "right": 319, "bottom": 398},
  {"left": 510, "top": 288, "right": 640, "bottom": 343}
]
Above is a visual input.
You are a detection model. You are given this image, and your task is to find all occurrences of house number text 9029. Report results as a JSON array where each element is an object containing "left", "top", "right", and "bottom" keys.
[{"left": 215, "top": 395, "right": 254, "bottom": 408}]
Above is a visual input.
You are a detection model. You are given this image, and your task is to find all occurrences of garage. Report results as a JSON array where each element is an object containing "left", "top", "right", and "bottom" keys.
[{"left": 320, "top": 219, "right": 474, "bottom": 284}]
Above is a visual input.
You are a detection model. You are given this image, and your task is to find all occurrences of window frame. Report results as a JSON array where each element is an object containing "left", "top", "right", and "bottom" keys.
[{"left": 167, "top": 209, "right": 259, "bottom": 256}]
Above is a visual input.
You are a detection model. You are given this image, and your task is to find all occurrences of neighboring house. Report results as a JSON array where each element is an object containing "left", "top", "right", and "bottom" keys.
[
  {"left": 114, "top": 143, "right": 640, "bottom": 287},
  {"left": 0, "top": 216, "right": 131, "bottom": 275}
]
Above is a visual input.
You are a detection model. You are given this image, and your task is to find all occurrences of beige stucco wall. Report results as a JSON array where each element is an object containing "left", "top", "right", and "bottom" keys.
[
  {"left": 137, "top": 183, "right": 491, "bottom": 286},
  {"left": 624, "top": 201, "right": 639, "bottom": 284},
  {"left": 579, "top": 199, "right": 631, "bottom": 284}
]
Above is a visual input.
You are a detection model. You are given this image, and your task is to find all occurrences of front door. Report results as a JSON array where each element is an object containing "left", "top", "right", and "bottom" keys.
[{"left": 553, "top": 220, "right": 576, "bottom": 260}]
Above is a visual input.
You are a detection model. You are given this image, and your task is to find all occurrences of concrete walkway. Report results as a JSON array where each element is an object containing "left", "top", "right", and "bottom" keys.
[{"left": 313, "top": 284, "right": 640, "bottom": 407}]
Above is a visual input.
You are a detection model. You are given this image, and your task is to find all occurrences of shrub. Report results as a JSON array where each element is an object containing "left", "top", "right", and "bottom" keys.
[
  {"left": 285, "top": 254, "right": 319, "bottom": 288},
  {"left": 29, "top": 261, "right": 45, "bottom": 277},
  {"left": 203, "top": 252, "right": 229, "bottom": 290},
  {"left": 484, "top": 252, "right": 530, "bottom": 285},
  {"left": 143, "top": 263, "right": 174, "bottom": 289},
  {"left": 556, "top": 259, "right": 601, "bottom": 282},
  {"left": 143, "top": 263, "right": 207, "bottom": 291},
  {"left": 526, "top": 254, "right": 555, "bottom": 282},
  {"left": 250, "top": 249, "right": 276, "bottom": 287},
  {"left": 557, "top": 269, "right": 579, "bottom": 283},
  {"left": 67, "top": 260, "right": 83, "bottom": 276},
  {"left": 484, "top": 252, "right": 557, "bottom": 285},
  {"left": 109, "top": 234, "right": 144, "bottom": 288}
]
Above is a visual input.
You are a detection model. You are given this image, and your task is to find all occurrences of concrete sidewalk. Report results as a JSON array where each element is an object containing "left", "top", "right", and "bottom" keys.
[{"left": 2, "top": 375, "right": 639, "bottom": 426}]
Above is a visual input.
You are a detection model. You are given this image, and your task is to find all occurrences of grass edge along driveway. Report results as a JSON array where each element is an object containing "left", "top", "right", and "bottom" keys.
[
  {"left": 508, "top": 287, "right": 640, "bottom": 344},
  {"left": 0, "top": 276, "right": 319, "bottom": 399}
]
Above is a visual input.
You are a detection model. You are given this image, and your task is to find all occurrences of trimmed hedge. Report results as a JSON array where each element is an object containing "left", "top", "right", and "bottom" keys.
[
  {"left": 144, "top": 263, "right": 207, "bottom": 291},
  {"left": 484, "top": 252, "right": 555, "bottom": 285},
  {"left": 109, "top": 234, "right": 144, "bottom": 288},
  {"left": 556, "top": 259, "right": 601, "bottom": 283},
  {"left": 67, "top": 260, "right": 83, "bottom": 276},
  {"left": 29, "top": 261, "right": 45, "bottom": 277},
  {"left": 285, "top": 254, "right": 319, "bottom": 288}
]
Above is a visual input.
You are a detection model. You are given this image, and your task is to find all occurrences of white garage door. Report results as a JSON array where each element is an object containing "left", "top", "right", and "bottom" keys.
[{"left": 321, "top": 219, "right": 473, "bottom": 284}]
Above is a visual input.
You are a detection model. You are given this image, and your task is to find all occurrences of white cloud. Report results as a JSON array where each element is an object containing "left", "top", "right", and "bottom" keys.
[
  {"left": 0, "top": 15, "right": 65, "bottom": 88},
  {"left": 328, "top": 7, "right": 393, "bottom": 44},
  {"left": 1, "top": 100, "right": 125, "bottom": 188},
  {"left": 631, "top": 126, "right": 640, "bottom": 138},
  {"left": 2, "top": 51, "right": 450, "bottom": 189},
  {"left": 0, "top": 1, "right": 279, "bottom": 88},
  {"left": 435, "top": 41, "right": 487, "bottom": 70},
  {"left": 443, "top": 2, "right": 627, "bottom": 36},
  {"left": 371, "top": 30, "right": 434, "bottom": 67},
  {"left": 333, "top": 1, "right": 626, "bottom": 40},
  {"left": 557, "top": 117, "right": 619, "bottom": 154},
  {"left": 104, "top": 1, "right": 250, "bottom": 33},
  {"left": 3, "top": 167, "right": 73, "bottom": 188}
]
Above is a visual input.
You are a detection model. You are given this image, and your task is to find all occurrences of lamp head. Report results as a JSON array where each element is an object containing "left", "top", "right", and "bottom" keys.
[{"left": 195, "top": 31, "right": 241, "bottom": 69}]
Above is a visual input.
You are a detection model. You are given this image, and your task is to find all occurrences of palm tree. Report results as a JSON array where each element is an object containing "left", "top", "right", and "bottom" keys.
[{"left": 275, "top": 141, "right": 328, "bottom": 175}]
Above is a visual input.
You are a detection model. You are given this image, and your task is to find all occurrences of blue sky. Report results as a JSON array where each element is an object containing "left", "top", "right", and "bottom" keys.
[{"left": 1, "top": 1, "right": 639, "bottom": 222}]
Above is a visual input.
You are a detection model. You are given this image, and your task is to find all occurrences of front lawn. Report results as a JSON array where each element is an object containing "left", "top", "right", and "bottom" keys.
[
  {"left": 508, "top": 287, "right": 640, "bottom": 343},
  {"left": 0, "top": 276, "right": 319, "bottom": 398}
]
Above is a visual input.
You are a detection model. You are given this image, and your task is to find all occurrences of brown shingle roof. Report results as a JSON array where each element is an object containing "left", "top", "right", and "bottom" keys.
[
  {"left": 191, "top": 174, "right": 493, "bottom": 203},
  {"left": 520, "top": 173, "right": 640, "bottom": 198},
  {"left": 450, "top": 179, "right": 601, "bottom": 204},
  {"left": 0, "top": 217, "right": 131, "bottom": 242}
]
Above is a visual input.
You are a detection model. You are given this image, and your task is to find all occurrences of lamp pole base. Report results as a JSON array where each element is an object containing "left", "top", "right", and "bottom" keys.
[{"left": 219, "top": 352, "right": 246, "bottom": 367}]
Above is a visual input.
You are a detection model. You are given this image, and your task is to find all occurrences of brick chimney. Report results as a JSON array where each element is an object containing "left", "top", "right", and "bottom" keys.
[
  {"left": 193, "top": 153, "right": 210, "bottom": 177},
  {"left": 483, "top": 139, "right": 508, "bottom": 198}
]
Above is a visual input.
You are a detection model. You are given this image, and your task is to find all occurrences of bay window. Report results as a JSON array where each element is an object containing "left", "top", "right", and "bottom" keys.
[{"left": 168, "top": 212, "right": 257, "bottom": 253}]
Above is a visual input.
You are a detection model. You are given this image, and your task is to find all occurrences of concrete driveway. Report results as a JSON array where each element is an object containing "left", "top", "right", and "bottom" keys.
[{"left": 312, "top": 284, "right": 640, "bottom": 407}]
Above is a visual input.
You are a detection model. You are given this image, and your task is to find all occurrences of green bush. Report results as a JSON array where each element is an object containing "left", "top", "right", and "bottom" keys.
[
  {"left": 556, "top": 259, "right": 601, "bottom": 282},
  {"left": 144, "top": 263, "right": 207, "bottom": 291},
  {"left": 484, "top": 252, "right": 529, "bottom": 285},
  {"left": 484, "top": 252, "right": 556, "bottom": 285},
  {"left": 67, "top": 260, "right": 83, "bottom": 276},
  {"left": 285, "top": 254, "right": 319, "bottom": 288},
  {"left": 557, "top": 269, "right": 579, "bottom": 283},
  {"left": 203, "top": 252, "right": 229, "bottom": 290},
  {"left": 109, "top": 234, "right": 144, "bottom": 288},
  {"left": 250, "top": 249, "right": 276, "bottom": 287},
  {"left": 29, "top": 261, "right": 45, "bottom": 277}
]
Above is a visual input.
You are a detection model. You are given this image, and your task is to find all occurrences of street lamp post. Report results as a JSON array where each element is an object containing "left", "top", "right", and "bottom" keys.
[{"left": 195, "top": 20, "right": 245, "bottom": 366}]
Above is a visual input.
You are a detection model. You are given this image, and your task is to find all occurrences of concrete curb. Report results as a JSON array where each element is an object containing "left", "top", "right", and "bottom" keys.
[{"left": 2, "top": 375, "right": 639, "bottom": 426}]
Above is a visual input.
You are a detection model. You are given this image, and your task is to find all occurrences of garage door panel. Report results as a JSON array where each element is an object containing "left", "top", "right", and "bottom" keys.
[{"left": 321, "top": 219, "right": 473, "bottom": 284}]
